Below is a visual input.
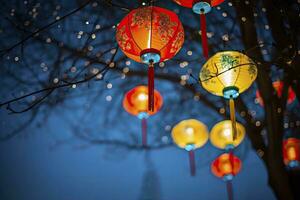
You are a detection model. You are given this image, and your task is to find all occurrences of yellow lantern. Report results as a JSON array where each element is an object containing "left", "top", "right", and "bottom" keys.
[
  {"left": 171, "top": 119, "right": 209, "bottom": 176},
  {"left": 199, "top": 51, "right": 257, "bottom": 140},
  {"left": 210, "top": 120, "right": 246, "bottom": 150}
]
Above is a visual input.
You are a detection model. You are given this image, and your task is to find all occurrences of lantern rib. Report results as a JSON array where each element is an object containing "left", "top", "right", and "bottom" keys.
[
  {"left": 127, "top": 14, "right": 143, "bottom": 53},
  {"left": 158, "top": 17, "right": 181, "bottom": 53},
  {"left": 233, "top": 62, "right": 242, "bottom": 87}
]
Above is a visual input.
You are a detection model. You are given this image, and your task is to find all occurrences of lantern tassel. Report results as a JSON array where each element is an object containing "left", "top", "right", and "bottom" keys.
[
  {"left": 141, "top": 117, "right": 147, "bottom": 147},
  {"left": 188, "top": 150, "right": 196, "bottom": 176},
  {"left": 148, "top": 62, "right": 155, "bottom": 112},
  {"left": 226, "top": 180, "right": 234, "bottom": 200},
  {"left": 200, "top": 13, "right": 209, "bottom": 59},
  {"left": 229, "top": 98, "right": 237, "bottom": 140}
]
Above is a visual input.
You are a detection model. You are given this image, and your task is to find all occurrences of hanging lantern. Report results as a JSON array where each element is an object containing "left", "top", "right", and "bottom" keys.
[
  {"left": 116, "top": 6, "right": 184, "bottom": 111},
  {"left": 256, "top": 81, "right": 296, "bottom": 106},
  {"left": 199, "top": 51, "right": 257, "bottom": 140},
  {"left": 283, "top": 138, "right": 300, "bottom": 169},
  {"left": 171, "top": 119, "right": 209, "bottom": 176},
  {"left": 123, "top": 85, "right": 163, "bottom": 146},
  {"left": 172, "top": 0, "right": 225, "bottom": 59},
  {"left": 210, "top": 120, "right": 245, "bottom": 150},
  {"left": 211, "top": 153, "right": 242, "bottom": 200}
]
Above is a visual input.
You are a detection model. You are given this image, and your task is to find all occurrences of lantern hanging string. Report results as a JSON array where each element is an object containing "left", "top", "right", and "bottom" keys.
[
  {"left": 229, "top": 98, "right": 237, "bottom": 140},
  {"left": 200, "top": 10, "right": 209, "bottom": 59},
  {"left": 141, "top": 117, "right": 147, "bottom": 147},
  {"left": 188, "top": 149, "right": 196, "bottom": 176}
]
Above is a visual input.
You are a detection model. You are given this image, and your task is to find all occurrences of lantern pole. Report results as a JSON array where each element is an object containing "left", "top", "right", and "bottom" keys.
[
  {"left": 226, "top": 180, "right": 234, "bottom": 200},
  {"left": 188, "top": 149, "right": 196, "bottom": 176},
  {"left": 148, "top": 60, "right": 155, "bottom": 112},
  {"left": 200, "top": 9, "right": 208, "bottom": 59},
  {"left": 229, "top": 96, "right": 237, "bottom": 140},
  {"left": 141, "top": 117, "right": 147, "bottom": 147}
]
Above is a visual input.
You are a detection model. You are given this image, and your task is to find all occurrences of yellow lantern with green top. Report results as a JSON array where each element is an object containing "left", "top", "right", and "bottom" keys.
[{"left": 199, "top": 51, "right": 257, "bottom": 140}]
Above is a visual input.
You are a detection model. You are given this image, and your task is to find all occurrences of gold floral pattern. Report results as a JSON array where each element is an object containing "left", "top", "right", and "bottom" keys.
[{"left": 116, "top": 26, "right": 131, "bottom": 51}]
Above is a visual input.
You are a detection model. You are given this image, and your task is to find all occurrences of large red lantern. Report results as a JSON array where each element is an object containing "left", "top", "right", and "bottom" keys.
[
  {"left": 256, "top": 81, "right": 296, "bottom": 106},
  {"left": 116, "top": 6, "right": 184, "bottom": 111},
  {"left": 123, "top": 86, "right": 163, "bottom": 146},
  {"left": 173, "top": 0, "right": 225, "bottom": 59},
  {"left": 211, "top": 153, "right": 241, "bottom": 200},
  {"left": 283, "top": 138, "right": 300, "bottom": 169}
]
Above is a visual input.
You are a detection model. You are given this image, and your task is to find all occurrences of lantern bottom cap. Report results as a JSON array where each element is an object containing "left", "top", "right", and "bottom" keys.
[
  {"left": 137, "top": 112, "right": 149, "bottom": 119},
  {"left": 223, "top": 174, "right": 234, "bottom": 181},
  {"left": 185, "top": 144, "right": 195, "bottom": 151},
  {"left": 140, "top": 49, "right": 161, "bottom": 64},
  {"left": 287, "top": 160, "right": 300, "bottom": 169},
  {"left": 225, "top": 144, "right": 235, "bottom": 151},
  {"left": 223, "top": 86, "right": 239, "bottom": 99},
  {"left": 192, "top": 1, "right": 211, "bottom": 14}
]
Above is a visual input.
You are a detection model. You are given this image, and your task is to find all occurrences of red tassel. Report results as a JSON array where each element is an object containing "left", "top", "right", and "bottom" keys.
[
  {"left": 226, "top": 180, "right": 234, "bottom": 200},
  {"left": 200, "top": 13, "right": 209, "bottom": 59},
  {"left": 148, "top": 64, "right": 154, "bottom": 112},
  {"left": 141, "top": 118, "right": 147, "bottom": 147},
  {"left": 188, "top": 150, "right": 196, "bottom": 176}
]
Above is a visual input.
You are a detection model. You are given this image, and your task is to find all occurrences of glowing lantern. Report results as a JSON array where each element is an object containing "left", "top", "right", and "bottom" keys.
[
  {"left": 211, "top": 153, "right": 242, "bottom": 200},
  {"left": 123, "top": 86, "right": 163, "bottom": 146},
  {"left": 283, "top": 138, "right": 300, "bottom": 169},
  {"left": 172, "top": 0, "right": 225, "bottom": 59},
  {"left": 256, "top": 81, "right": 296, "bottom": 106},
  {"left": 199, "top": 51, "right": 257, "bottom": 140},
  {"left": 210, "top": 120, "right": 245, "bottom": 150},
  {"left": 171, "top": 119, "right": 209, "bottom": 176},
  {"left": 116, "top": 6, "right": 184, "bottom": 111}
]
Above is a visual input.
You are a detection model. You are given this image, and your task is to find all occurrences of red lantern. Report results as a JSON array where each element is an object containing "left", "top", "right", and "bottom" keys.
[
  {"left": 123, "top": 86, "right": 163, "bottom": 146},
  {"left": 173, "top": 0, "right": 225, "bottom": 59},
  {"left": 256, "top": 81, "right": 296, "bottom": 106},
  {"left": 283, "top": 138, "right": 300, "bottom": 169},
  {"left": 211, "top": 153, "right": 241, "bottom": 200},
  {"left": 116, "top": 6, "right": 184, "bottom": 111}
]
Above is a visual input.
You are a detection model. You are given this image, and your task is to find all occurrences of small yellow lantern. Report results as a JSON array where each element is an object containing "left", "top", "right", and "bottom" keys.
[
  {"left": 199, "top": 51, "right": 257, "bottom": 140},
  {"left": 210, "top": 120, "right": 246, "bottom": 150},
  {"left": 171, "top": 119, "right": 209, "bottom": 176}
]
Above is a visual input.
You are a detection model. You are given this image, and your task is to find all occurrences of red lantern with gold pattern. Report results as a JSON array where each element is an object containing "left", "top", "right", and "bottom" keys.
[
  {"left": 173, "top": 0, "right": 225, "bottom": 59},
  {"left": 116, "top": 6, "right": 184, "bottom": 111},
  {"left": 283, "top": 138, "right": 300, "bottom": 169},
  {"left": 256, "top": 81, "right": 296, "bottom": 106},
  {"left": 123, "top": 85, "right": 163, "bottom": 146},
  {"left": 211, "top": 153, "right": 241, "bottom": 200}
]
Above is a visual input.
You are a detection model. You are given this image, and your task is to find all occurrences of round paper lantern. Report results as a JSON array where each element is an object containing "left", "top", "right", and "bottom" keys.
[
  {"left": 256, "top": 81, "right": 296, "bottom": 106},
  {"left": 116, "top": 6, "right": 184, "bottom": 111},
  {"left": 211, "top": 153, "right": 242, "bottom": 181},
  {"left": 211, "top": 153, "right": 241, "bottom": 200},
  {"left": 210, "top": 120, "right": 245, "bottom": 150},
  {"left": 200, "top": 51, "right": 257, "bottom": 140},
  {"left": 123, "top": 85, "right": 163, "bottom": 146},
  {"left": 283, "top": 138, "right": 300, "bottom": 169},
  {"left": 172, "top": 119, "right": 209, "bottom": 176},
  {"left": 173, "top": 0, "right": 225, "bottom": 59}
]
